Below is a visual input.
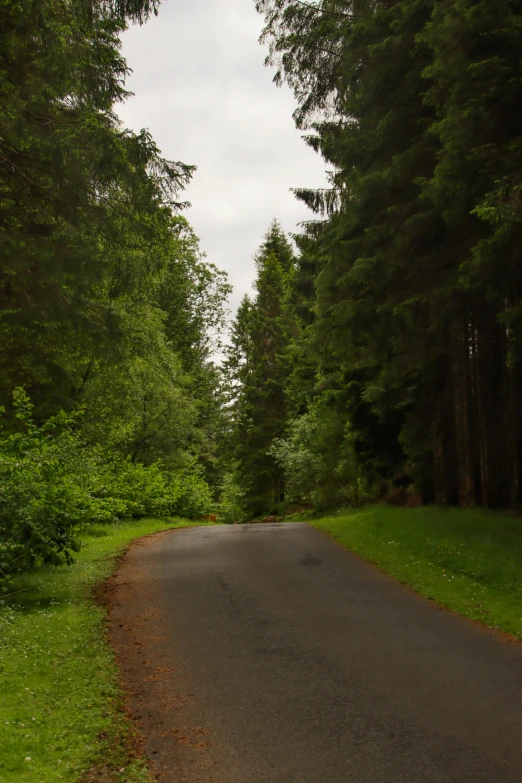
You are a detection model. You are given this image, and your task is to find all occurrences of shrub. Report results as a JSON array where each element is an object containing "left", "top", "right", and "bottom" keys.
[
  {"left": 270, "top": 410, "right": 370, "bottom": 510},
  {"left": 0, "top": 390, "right": 213, "bottom": 587},
  {"left": 216, "top": 472, "right": 247, "bottom": 523}
]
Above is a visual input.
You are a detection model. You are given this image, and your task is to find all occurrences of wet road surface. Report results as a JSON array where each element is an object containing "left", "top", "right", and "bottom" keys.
[{"left": 109, "top": 523, "right": 522, "bottom": 783}]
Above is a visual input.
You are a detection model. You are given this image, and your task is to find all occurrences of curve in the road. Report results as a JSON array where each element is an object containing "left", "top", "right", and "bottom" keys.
[{"left": 109, "top": 522, "right": 522, "bottom": 783}]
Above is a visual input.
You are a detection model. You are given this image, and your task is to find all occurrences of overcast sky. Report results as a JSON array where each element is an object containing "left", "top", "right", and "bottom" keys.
[{"left": 117, "top": 0, "right": 327, "bottom": 315}]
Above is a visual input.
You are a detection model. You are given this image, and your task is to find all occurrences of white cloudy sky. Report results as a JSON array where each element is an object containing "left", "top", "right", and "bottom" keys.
[{"left": 117, "top": 0, "right": 327, "bottom": 315}]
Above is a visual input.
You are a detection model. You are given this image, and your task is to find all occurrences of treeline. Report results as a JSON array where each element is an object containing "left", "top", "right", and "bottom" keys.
[
  {"left": 224, "top": 0, "right": 522, "bottom": 517},
  {"left": 0, "top": 0, "right": 229, "bottom": 577}
]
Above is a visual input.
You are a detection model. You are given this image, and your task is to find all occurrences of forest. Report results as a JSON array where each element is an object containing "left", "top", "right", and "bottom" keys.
[
  {"left": 224, "top": 0, "right": 522, "bottom": 518},
  {"left": 0, "top": 0, "right": 230, "bottom": 582},
  {"left": 2, "top": 0, "right": 522, "bottom": 583}
]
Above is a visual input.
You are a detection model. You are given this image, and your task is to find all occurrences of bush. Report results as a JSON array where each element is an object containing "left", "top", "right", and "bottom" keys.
[
  {"left": 270, "top": 409, "right": 371, "bottom": 510},
  {"left": 216, "top": 472, "right": 247, "bottom": 523},
  {"left": 0, "top": 390, "right": 213, "bottom": 587}
]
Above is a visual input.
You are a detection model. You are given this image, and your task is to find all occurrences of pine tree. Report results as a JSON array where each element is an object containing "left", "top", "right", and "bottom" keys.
[
  {"left": 256, "top": 0, "right": 522, "bottom": 507},
  {"left": 225, "top": 222, "right": 295, "bottom": 515},
  {"left": 419, "top": 0, "right": 522, "bottom": 506},
  {"left": 259, "top": 0, "right": 442, "bottom": 499},
  {"left": 0, "top": 0, "right": 193, "bottom": 412}
]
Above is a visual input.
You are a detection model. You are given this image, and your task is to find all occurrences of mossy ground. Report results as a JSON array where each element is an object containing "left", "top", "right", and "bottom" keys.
[
  {"left": 306, "top": 505, "right": 522, "bottom": 638},
  {"left": 0, "top": 518, "right": 214, "bottom": 783}
]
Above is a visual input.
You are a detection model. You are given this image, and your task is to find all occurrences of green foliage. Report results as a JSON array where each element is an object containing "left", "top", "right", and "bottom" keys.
[
  {"left": 171, "top": 462, "right": 213, "bottom": 519},
  {"left": 270, "top": 414, "right": 322, "bottom": 504},
  {"left": 0, "top": 0, "right": 193, "bottom": 401},
  {"left": 253, "top": 0, "right": 522, "bottom": 509},
  {"left": 0, "top": 390, "right": 84, "bottom": 579},
  {"left": 216, "top": 471, "right": 247, "bottom": 523},
  {"left": 271, "top": 399, "right": 382, "bottom": 510},
  {"left": 0, "top": 391, "right": 212, "bottom": 587},
  {"left": 224, "top": 221, "right": 296, "bottom": 515},
  {"left": 0, "top": 0, "right": 227, "bottom": 581}
]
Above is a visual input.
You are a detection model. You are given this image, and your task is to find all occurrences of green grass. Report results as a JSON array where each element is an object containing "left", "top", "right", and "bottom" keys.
[
  {"left": 4, "top": 508, "right": 520, "bottom": 781},
  {"left": 308, "top": 505, "right": 522, "bottom": 638},
  {"left": 0, "top": 517, "right": 214, "bottom": 783}
]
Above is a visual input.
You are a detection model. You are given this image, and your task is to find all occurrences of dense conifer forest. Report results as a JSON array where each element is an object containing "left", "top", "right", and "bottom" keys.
[
  {"left": 2, "top": 0, "right": 522, "bottom": 580},
  {"left": 222, "top": 0, "right": 522, "bottom": 518}
]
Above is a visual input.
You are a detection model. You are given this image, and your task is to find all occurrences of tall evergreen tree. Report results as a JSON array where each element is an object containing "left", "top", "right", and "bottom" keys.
[
  {"left": 0, "top": 0, "right": 192, "bottom": 412},
  {"left": 225, "top": 222, "right": 295, "bottom": 515},
  {"left": 256, "top": 0, "right": 522, "bottom": 508}
]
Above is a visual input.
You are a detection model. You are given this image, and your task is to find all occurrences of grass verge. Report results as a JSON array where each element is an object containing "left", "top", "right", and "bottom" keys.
[
  {"left": 0, "top": 518, "right": 213, "bottom": 783},
  {"left": 306, "top": 505, "right": 522, "bottom": 639}
]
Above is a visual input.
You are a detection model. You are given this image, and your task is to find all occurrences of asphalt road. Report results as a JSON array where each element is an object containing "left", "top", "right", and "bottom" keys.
[{"left": 110, "top": 523, "right": 522, "bottom": 783}]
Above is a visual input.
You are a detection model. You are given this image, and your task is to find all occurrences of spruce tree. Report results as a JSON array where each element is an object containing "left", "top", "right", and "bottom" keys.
[
  {"left": 225, "top": 222, "right": 295, "bottom": 516},
  {"left": 256, "top": 0, "right": 522, "bottom": 507},
  {"left": 0, "top": 0, "right": 193, "bottom": 411},
  {"left": 258, "top": 0, "right": 442, "bottom": 499}
]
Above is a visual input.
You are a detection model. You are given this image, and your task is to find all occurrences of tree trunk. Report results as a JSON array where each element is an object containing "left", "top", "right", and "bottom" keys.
[
  {"left": 475, "top": 307, "right": 509, "bottom": 508},
  {"left": 452, "top": 311, "right": 475, "bottom": 506}
]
